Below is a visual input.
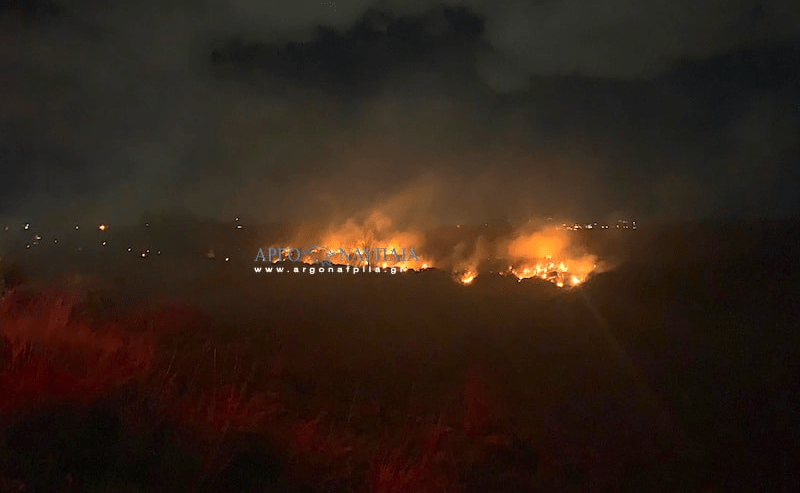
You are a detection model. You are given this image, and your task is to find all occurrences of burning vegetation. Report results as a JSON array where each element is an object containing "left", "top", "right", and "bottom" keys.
[
  {"left": 5, "top": 215, "right": 604, "bottom": 289},
  {"left": 497, "top": 227, "right": 598, "bottom": 287},
  {"left": 282, "top": 213, "right": 600, "bottom": 288}
]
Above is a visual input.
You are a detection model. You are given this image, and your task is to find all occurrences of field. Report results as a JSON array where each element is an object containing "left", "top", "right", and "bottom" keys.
[{"left": 1, "top": 220, "right": 798, "bottom": 492}]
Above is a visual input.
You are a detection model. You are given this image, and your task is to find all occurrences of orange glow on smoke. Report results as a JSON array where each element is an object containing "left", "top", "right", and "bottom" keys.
[
  {"left": 294, "top": 210, "right": 432, "bottom": 269},
  {"left": 506, "top": 229, "right": 566, "bottom": 259},
  {"left": 497, "top": 226, "right": 597, "bottom": 288},
  {"left": 284, "top": 195, "right": 598, "bottom": 287}
]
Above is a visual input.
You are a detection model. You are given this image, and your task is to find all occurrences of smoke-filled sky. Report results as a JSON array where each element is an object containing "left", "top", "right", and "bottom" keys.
[{"left": 2, "top": 0, "right": 799, "bottom": 226}]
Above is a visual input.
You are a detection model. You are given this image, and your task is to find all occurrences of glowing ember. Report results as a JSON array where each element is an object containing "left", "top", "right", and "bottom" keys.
[
  {"left": 501, "top": 259, "right": 591, "bottom": 288},
  {"left": 457, "top": 272, "right": 476, "bottom": 285},
  {"left": 98, "top": 223, "right": 107, "bottom": 231}
]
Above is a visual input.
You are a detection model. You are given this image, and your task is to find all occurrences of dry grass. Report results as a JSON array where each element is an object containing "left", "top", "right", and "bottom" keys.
[
  {"left": 371, "top": 423, "right": 457, "bottom": 493},
  {"left": 0, "top": 288, "right": 155, "bottom": 413},
  {"left": 0, "top": 284, "right": 545, "bottom": 492}
]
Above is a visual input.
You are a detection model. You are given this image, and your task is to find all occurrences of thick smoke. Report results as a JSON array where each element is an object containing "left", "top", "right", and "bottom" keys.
[
  {"left": 1, "top": 0, "right": 799, "bottom": 227},
  {"left": 471, "top": 0, "right": 800, "bottom": 80}
]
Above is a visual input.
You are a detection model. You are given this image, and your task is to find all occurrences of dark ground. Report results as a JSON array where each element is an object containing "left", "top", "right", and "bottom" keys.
[{"left": 1, "top": 219, "right": 798, "bottom": 492}]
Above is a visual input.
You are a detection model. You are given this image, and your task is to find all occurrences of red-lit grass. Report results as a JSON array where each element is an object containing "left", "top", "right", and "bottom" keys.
[
  {"left": 0, "top": 286, "right": 547, "bottom": 492},
  {"left": 0, "top": 288, "right": 155, "bottom": 413},
  {"left": 370, "top": 423, "right": 457, "bottom": 493}
]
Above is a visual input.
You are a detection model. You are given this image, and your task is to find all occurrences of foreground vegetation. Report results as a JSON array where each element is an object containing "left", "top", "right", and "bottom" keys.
[
  {"left": 1, "top": 220, "right": 798, "bottom": 492},
  {"left": 0, "top": 286, "right": 556, "bottom": 493}
]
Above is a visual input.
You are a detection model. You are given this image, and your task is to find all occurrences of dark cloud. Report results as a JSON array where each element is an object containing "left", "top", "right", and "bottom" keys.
[
  {"left": 472, "top": 0, "right": 800, "bottom": 79},
  {"left": 0, "top": 1, "right": 799, "bottom": 227}
]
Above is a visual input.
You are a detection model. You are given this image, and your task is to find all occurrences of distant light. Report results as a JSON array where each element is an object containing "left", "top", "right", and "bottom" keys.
[
  {"left": 102, "top": 241, "right": 107, "bottom": 246},
  {"left": 34, "top": 234, "right": 42, "bottom": 241},
  {"left": 75, "top": 225, "right": 79, "bottom": 230},
  {"left": 127, "top": 247, "right": 132, "bottom": 252},
  {"left": 24, "top": 223, "right": 30, "bottom": 230},
  {"left": 54, "top": 239, "right": 58, "bottom": 243},
  {"left": 224, "top": 257, "right": 230, "bottom": 262},
  {"left": 26, "top": 244, "right": 30, "bottom": 249},
  {"left": 146, "top": 249, "right": 150, "bottom": 253},
  {"left": 157, "top": 250, "right": 161, "bottom": 255},
  {"left": 145, "top": 223, "right": 150, "bottom": 227},
  {"left": 235, "top": 217, "right": 239, "bottom": 222},
  {"left": 98, "top": 223, "right": 107, "bottom": 231},
  {"left": 236, "top": 224, "right": 243, "bottom": 229},
  {"left": 141, "top": 252, "right": 146, "bottom": 258},
  {"left": 4, "top": 226, "right": 8, "bottom": 231}
]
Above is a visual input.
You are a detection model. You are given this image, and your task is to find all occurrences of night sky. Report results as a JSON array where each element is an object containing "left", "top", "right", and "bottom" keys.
[{"left": 2, "top": 0, "right": 799, "bottom": 226}]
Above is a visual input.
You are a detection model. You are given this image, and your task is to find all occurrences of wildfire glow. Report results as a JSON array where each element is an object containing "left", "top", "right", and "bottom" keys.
[
  {"left": 457, "top": 272, "right": 476, "bottom": 285},
  {"left": 500, "top": 258, "right": 594, "bottom": 287},
  {"left": 293, "top": 209, "right": 432, "bottom": 269},
  {"left": 278, "top": 185, "right": 599, "bottom": 288},
  {"left": 494, "top": 225, "right": 598, "bottom": 288}
]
